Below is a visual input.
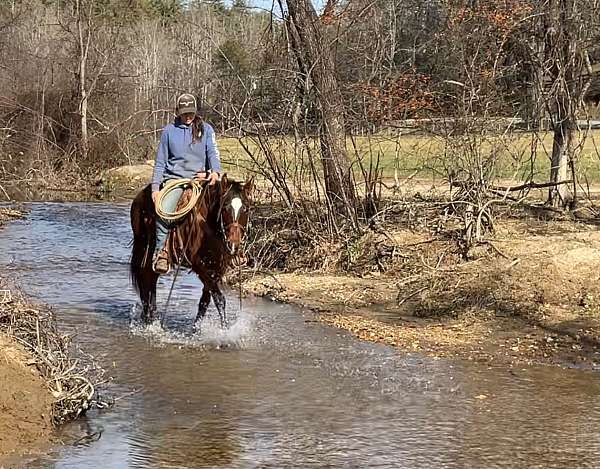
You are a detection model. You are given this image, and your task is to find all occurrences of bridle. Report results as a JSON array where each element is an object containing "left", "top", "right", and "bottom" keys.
[{"left": 217, "top": 184, "right": 247, "bottom": 245}]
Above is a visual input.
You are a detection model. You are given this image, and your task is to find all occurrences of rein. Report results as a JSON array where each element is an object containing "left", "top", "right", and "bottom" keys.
[
  {"left": 160, "top": 180, "right": 209, "bottom": 326},
  {"left": 162, "top": 200, "right": 198, "bottom": 327}
]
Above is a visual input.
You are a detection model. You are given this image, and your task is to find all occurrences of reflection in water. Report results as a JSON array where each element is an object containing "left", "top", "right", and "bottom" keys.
[
  {"left": 1, "top": 203, "right": 600, "bottom": 468},
  {"left": 128, "top": 337, "right": 244, "bottom": 468}
]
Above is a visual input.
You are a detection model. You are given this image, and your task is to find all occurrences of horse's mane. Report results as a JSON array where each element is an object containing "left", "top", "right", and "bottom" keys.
[{"left": 168, "top": 178, "right": 240, "bottom": 265}]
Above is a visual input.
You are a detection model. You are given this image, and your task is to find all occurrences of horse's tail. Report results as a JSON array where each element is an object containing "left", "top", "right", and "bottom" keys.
[{"left": 130, "top": 185, "right": 156, "bottom": 297}]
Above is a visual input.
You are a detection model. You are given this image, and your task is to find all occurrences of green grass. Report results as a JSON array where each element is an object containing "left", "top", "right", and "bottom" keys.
[{"left": 217, "top": 130, "right": 600, "bottom": 184}]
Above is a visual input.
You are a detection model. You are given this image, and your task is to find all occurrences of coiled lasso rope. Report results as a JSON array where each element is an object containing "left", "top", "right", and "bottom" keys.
[{"left": 155, "top": 178, "right": 205, "bottom": 222}]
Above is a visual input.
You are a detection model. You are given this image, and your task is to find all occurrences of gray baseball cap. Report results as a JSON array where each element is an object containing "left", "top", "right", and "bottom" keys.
[{"left": 176, "top": 93, "right": 197, "bottom": 115}]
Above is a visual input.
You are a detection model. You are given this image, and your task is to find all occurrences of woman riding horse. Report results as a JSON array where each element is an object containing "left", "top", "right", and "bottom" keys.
[
  {"left": 130, "top": 93, "right": 253, "bottom": 328},
  {"left": 130, "top": 176, "right": 252, "bottom": 327},
  {"left": 151, "top": 93, "right": 221, "bottom": 275}
]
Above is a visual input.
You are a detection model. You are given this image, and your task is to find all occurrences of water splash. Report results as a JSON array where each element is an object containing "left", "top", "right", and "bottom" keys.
[
  {"left": 128, "top": 303, "right": 255, "bottom": 349},
  {"left": 193, "top": 310, "right": 254, "bottom": 348}
]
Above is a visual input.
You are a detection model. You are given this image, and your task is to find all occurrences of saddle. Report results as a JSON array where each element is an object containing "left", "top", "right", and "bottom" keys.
[{"left": 162, "top": 187, "right": 200, "bottom": 270}]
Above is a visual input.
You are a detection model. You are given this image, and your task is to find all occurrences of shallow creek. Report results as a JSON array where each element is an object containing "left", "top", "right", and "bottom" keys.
[{"left": 1, "top": 203, "right": 600, "bottom": 468}]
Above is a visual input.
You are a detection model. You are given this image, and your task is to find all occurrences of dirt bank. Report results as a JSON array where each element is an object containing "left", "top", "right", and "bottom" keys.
[
  {"left": 243, "top": 213, "right": 600, "bottom": 369},
  {"left": 95, "top": 160, "right": 154, "bottom": 195},
  {"left": 0, "top": 334, "right": 53, "bottom": 458},
  {"left": 0, "top": 208, "right": 22, "bottom": 226}
]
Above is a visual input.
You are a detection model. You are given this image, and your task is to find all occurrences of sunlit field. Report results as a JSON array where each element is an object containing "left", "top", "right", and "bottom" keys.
[{"left": 217, "top": 130, "right": 600, "bottom": 183}]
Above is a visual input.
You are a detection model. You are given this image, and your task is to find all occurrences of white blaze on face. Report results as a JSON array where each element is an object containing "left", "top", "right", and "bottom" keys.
[{"left": 231, "top": 197, "right": 243, "bottom": 221}]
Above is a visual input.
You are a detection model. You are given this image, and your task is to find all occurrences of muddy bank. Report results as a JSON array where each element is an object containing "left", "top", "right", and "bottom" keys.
[
  {"left": 242, "top": 215, "right": 600, "bottom": 369},
  {"left": 0, "top": 334, "right": 53, "bottom": 458}
]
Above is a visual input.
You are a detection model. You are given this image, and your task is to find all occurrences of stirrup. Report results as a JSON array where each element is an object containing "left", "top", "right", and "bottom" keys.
[{"left": 152, "top": 250, "right": 170, "bottom": 274}]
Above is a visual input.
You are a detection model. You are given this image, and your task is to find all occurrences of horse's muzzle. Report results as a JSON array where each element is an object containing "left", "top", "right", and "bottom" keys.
[
  {"left": 225, "top": 222, "right": 245, "bottom": 256},
  {"left": 227, "top": 242, "right": 237, "bottom": 255}
]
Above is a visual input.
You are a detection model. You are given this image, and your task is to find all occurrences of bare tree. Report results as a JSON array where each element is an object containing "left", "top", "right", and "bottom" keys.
[
  {"left": 75, "top": 0, "right": 91, "bottom": 160},
  {"left": 283, "top": 0, "right": 358, "bottom": 225},
  {"left": 59, "top": 0, "right": 110, "bottom": 162},
  {"left": 542, "top": 0, "right": 595, "bottom": 207}
]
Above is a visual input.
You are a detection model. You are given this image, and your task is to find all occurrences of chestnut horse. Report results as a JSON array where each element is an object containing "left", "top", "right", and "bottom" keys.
[{"left": 130, "top": 175, "right": 252, "bottom": 327}]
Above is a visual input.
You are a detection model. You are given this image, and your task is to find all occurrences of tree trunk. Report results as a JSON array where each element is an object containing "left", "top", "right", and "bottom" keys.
[
  {"left": 545, "top": 0, "right": 578, "bottom": 208},
  {"left": 285, "top": 0, "right": 358, "bottom": 223},
  {"left": 548, "top": 115, "right": 573, "bottom": 206},
  {"left": 79, "top": 75, "right": 88, "bottom": 160},
  {"left": 529, "top": 39, "right": 546, "bottom": 130},
  {"left": 76, "top": 0, "right": 89, "bottom": 160}
]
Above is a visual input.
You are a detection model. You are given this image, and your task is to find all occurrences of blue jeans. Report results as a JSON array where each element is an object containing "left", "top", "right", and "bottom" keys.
[{"left": 154, "top": 186, "right": 184, "bottom": 256}]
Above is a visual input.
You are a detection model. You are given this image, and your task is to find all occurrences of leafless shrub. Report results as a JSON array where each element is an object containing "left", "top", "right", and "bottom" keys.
[{"left": 0, "top": 279, "right": 109, "bottom": 425}]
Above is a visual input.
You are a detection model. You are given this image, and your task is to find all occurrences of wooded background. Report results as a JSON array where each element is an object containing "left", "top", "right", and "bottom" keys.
[{"left": 1, "top": 0, "right": 599, "bottom": 216}]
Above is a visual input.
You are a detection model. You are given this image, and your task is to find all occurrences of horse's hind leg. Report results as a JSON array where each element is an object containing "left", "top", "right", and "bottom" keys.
[
  {"left": 194, "top": 285, "right": 211, "bottom": 332},
  {"left": 210, "top": 284, "right": 228, "bottom": 329},
  {"left": 140, "top": 267, "right": 159, "bottom": 323}
]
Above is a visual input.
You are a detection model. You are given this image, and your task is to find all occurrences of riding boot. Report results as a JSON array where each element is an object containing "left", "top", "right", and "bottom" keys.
[
  {"left": 152, "top": 249, "right": 170, "bottom": 274},
  {"left": 153, "top": 220, "right": 171, "bottom": 274}
]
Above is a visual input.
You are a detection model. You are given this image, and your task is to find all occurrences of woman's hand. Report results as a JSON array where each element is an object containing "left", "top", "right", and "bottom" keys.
[
  {"left": 152, "top": 191, "right": 160, "bottom": 208},
  {"left": 195, "top": 171, "right": 220, "bottom": 185},
  {"left": 207, "top": 171, "right": 220, "bottom": 185}
]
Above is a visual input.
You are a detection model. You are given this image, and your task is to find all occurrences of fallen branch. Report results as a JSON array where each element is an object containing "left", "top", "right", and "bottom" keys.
[
  {"left": 491, "top": 180, "right": 573, "bottom": 192},
  {"left": 482, "top": 240, "right": 511, "bottom": 260},
  {"left": 0, "top": 280, "right": 108, "bottom": 424},
  {"left": 397, "top": 286, "right": 430, "bottom": 306}
]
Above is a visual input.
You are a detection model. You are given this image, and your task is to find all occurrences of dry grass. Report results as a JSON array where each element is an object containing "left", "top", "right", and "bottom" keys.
[
  {"left": 239, "top": 195, "right": 600, "bottom": 367},
  {"left": 218, "top": 129, "right": 600, "bottom": 183}
]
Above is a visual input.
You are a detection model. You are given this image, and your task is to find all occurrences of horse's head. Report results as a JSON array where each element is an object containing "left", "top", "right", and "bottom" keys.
[{"left": 218, "top": 175, "right": 253, "bottom": 255}]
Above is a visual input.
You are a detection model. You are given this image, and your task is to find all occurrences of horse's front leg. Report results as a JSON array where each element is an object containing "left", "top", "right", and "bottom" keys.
[
  {"left": 194, "top": 285, "right": 212, "bottom": 333},
  {"left": 210, "top": 284, "right": 228, "bottom": 329},
  {"left": 142, "top": 295, "right": 157, "bottom": 324}
]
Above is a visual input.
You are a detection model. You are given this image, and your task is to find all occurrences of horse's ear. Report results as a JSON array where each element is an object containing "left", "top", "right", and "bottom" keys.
[
  {"left": 243, "top": 176, "right": 255, "bottom": 198},
  {"left": 220, "top": 173, "right": 228, "bottom": 185}
]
